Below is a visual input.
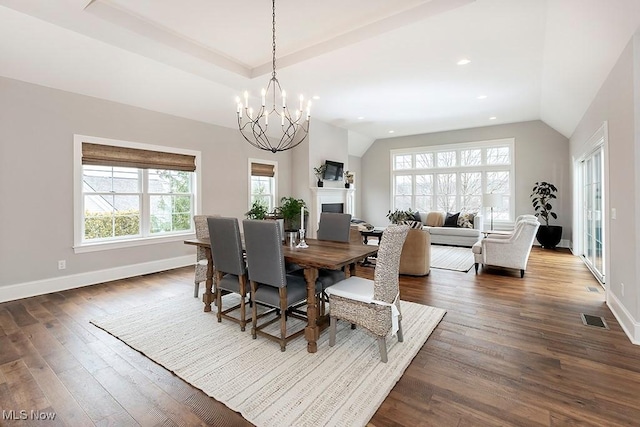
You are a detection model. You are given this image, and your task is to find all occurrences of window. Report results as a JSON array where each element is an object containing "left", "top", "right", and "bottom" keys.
[
  {"left": 74, "top": 135, "right": 200, "bottom": 252},
  {"left": 249, "top": 159, "right": 277, "bottom": 212},
  {"left": 390, "top": 139, "right": 515, "bottom": 222}
]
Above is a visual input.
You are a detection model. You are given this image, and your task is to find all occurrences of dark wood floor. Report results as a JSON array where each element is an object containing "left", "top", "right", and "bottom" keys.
[{"left": 1, "top": 247, "right": 639, "bottom": 426}]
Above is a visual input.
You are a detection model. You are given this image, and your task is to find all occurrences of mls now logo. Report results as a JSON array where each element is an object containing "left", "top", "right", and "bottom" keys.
[{"left": 2, "top": 410, "right": 56, "bottom": 420}]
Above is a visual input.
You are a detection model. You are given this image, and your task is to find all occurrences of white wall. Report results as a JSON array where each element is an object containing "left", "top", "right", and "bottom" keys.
[
  {"left": 360, "top": 121, "right": 570, "bottom": 234},
  {"left": 0, "top": 76, "right": 293, "bottom": 292},
  {"left": 569, "top": 34, "right": 639, "bottom": 343}
]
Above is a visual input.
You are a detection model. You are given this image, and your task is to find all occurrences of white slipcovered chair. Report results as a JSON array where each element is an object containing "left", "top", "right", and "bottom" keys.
[{"left": 472, "top": 217, "right": 540, "bottom": 278}]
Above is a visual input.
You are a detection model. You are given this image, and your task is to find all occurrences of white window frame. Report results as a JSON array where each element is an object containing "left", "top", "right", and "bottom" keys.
[
  {"left": 73, "top": 134, "right": 201, "bottom": 253},
  {"left": 248, "top": 158, "right": 278, "bottom": 212},
  {"left": 390, "top": 138, "right": 515, "bottom": 225}
]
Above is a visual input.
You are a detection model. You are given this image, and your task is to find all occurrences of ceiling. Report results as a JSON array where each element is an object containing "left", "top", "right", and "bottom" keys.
[{"left": 1, "top": 0, "right": 640, "bottom": 156}]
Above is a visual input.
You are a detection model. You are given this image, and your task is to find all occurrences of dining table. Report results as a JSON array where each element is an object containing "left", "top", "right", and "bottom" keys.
[{"left": 183, "top": 237, "right": 379, "bottom": 353}]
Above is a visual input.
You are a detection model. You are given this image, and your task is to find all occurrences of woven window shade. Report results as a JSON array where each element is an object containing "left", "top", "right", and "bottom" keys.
[
  {"left": 82, "top": 143, "right": 196, "bottom": 172},
  {"left": 251, "top": 162, "right": 275, "bottom": 177}
]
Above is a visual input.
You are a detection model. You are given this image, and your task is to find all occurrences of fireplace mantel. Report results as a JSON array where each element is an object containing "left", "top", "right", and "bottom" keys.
[{"left": 308, "top": 187, "right": 355, "bottom": 239}]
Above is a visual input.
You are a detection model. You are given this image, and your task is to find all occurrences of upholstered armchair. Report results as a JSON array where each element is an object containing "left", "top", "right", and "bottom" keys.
[{"left": 472, "top": 217, "right": 540, "bottom": 278}]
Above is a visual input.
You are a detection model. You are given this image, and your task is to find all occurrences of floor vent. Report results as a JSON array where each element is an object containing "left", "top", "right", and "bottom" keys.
[
  {"left": 581, "top": 314, "right": 609, "bottom": 329},
  {"left": 586, "top": 286, "right": 600, "bottom": 293}
]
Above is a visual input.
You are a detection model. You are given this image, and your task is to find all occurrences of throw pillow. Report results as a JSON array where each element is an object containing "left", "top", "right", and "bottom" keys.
[
  {"left": 457, "top": 212, "right": 476, "bottom": 229},
  {"left": 412, "top": 211, "right": 422, "bottom": 223},
  {"left": 401, "top": 220, "right": 423, "bottom": 229},
  {"left": 444, "top": 212, "right": 460, "bottom": 227}
]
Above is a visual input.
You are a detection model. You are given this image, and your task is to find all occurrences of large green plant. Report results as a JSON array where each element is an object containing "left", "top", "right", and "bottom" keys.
[
  {"left": 530, "top": 181, "right": 558, "bottom": 226},
  {"left": 245, "top": 200, "right": 269, "bottom": 220},
  {"left": 276, "top": 197, "right": 307, "bottom": 231}
]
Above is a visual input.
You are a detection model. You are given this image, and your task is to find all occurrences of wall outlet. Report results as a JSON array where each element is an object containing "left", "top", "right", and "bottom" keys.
[
  {"left": 58, "top": 260, "right": 66, "bottom": 270},
  {"left": 611, "top": 208, "right": 617, "bottom": 220},
  {"left": 621, "top": 282, "right": 624, "bottom": 296}
]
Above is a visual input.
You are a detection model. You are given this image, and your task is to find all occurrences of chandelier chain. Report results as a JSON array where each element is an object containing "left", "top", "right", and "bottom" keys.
[{"left": 272, "top": 0, "right": 277, "bottom": 79}]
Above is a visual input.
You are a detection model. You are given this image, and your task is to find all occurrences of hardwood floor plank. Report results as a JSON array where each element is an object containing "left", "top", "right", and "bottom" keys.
[{"left": 0, "top": 247, "right": 639, "bottom": 426}]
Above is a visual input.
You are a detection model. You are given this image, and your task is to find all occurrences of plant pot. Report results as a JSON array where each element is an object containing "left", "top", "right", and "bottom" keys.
[
  {"left": 317, "top": 180, "right": 323, "bottom": 187},
  {"left": 536, "top": 225, "right": 562, "bottom": 249},
  {"left": 344, "top": 183, "right": 350, "bottom": 188}
]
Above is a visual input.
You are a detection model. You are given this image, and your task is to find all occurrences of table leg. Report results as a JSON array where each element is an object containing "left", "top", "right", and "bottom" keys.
[
  {"left": 303, "top": 267, "right": 319, "bottom": 353},
  {"left": 202, "top": 247, "right": 214, "bottom": 312}
]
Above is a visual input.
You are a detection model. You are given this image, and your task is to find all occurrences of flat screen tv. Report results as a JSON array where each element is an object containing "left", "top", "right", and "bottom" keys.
[{"left": 323, "top": 160, "right": 344, "bottom": 181}]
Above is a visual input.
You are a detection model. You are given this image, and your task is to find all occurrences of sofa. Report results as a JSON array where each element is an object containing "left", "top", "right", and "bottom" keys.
[{"left": 417, "top": 211, "right": 483, "bottom": 247}]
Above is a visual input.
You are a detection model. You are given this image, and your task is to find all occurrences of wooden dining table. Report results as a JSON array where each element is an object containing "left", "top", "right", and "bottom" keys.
[{"left": 183, "top": 237, "right": 378, "bottom": 353}]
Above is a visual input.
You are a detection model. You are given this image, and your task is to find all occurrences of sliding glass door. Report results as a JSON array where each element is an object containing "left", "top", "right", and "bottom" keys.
[{"left": 582, "top": 147, "right": 605, "bottom": 284}]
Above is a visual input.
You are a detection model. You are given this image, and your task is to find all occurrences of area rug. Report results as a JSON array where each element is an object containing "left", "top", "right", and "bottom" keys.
[
  {"left": 431, "top": 245, "right": 475, "bottom": 272},
  {"left": 91, "top": 295, "right": 446, "bottom": 427}
]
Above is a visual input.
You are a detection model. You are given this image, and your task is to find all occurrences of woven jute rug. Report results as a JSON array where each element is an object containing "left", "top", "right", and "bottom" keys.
[
  {"left": 91, "top": 295, "right": 445, "bottom": 427},
  {"left": 431, "top": 245, "right": 475, "bottom": 272}
]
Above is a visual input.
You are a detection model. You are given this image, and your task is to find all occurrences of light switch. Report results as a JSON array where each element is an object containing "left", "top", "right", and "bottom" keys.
[{"left": 611, "top": 208, "right": 616, "bottom": 220}]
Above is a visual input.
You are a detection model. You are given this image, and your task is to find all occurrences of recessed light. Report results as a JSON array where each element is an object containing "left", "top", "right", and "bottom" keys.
[
  {"left": 489, "top": 116, "right": 497, "bottom": 120},
  {"left": 457, "top": 59, "right": 471, "bottom": 65},
  {"left": 312, "top": 95, "right": 320, "bottom": 100},
  {"left": 357, "top": 116, "right": 365, "bottom": 120},
  {"left": 388, "top": 130, "right": 395, "bottom": 134},
  {"left": 477, "top": 95, "right": 487, "bottom": 100}
]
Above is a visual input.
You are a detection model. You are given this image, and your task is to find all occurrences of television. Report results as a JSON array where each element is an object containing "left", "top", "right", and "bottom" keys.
[{"left": 322, "top": 160, "right": 344, "bottom": 181}]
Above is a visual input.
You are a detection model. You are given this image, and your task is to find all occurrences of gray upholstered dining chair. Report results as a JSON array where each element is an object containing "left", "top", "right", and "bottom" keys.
[
  {"left": 316, "top": 212, "right": 352, "bottom": 313},
  {"left": 207, "top": 217, "right": 250, "bottom": 331},
  {"left": 242, "top": 219, "right": 316, "bottom": 351},
  {"left": 193, "top": 215, "right": 214, "bottom": 298},
  {"left": 326, "top": 224, "right": 410, "bottom": 363}
]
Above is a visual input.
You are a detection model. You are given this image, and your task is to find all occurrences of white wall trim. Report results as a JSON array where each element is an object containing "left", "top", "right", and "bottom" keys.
[
  {"left": 607, "top": 291, "right": 640, "bottom": 345},
  {"left": 0, "top": 255, "right": 193, "bottom": 304}
]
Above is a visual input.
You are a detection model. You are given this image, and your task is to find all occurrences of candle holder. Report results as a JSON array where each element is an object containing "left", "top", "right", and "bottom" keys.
[{"left": 296, "top": 228, "right": 308, "bottom": 248}]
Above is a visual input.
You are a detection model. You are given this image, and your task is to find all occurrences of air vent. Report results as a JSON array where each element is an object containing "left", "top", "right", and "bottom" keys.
[
  {"left": 581, "top": 314, "right": 609, "bottom": 329},
  {"left": 586, "top": 286, "right": 600, "bottom": 293}
]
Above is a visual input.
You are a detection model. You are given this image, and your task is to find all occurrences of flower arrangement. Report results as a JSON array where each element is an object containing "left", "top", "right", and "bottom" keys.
[
  {"left": 313, "top": 164, "right": 326, "bottom": 181},
  {"left": 344, "top": 171, "right": 354, "bottom": 184}
]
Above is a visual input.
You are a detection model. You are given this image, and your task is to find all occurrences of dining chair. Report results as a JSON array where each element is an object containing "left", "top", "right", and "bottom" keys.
[
  {"left": 316, "top": 212, "right": 352, "bottom": 313},
  {"left": 242, "top": 219, "right": 316, "bottom": 351},
  {"left": 193, "top": 215, "right": 215, "bottom": 298},
  {"left": 207, "top": 217, "right": 250, "bottom": 331},
  {"left": 326, "top": 224, "right": 410, "bottom": 363}
]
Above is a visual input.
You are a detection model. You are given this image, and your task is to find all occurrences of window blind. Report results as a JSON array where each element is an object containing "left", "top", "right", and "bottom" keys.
[
  {"left": 82, "top": 143, "right": 196, "bottom": 172},
  {"left": 251, "top": 162, "right": 275, "bottom": 177}
]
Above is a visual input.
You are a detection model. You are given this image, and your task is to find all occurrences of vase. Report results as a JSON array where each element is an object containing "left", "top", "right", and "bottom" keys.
[
  {"left": 317, "top": 180, "right": 324, "bottom": 187},
  {"left": 536, "top": 225, "right": 562, "bottom": 249},
  {"left": 344, "top": 183, "right": 350, "bottom": 188}
]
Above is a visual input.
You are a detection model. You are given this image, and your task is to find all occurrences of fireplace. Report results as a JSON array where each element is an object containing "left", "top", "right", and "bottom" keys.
[
  {"left": 322, "top": 203, "right": 344, "bottom": 213},
  {"left": 309, "top": 187, "right": 355, "bottom": 238}
]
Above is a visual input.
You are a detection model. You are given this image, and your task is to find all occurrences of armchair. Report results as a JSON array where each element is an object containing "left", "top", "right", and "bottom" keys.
[{"left": 472, "top": 217, "right": 540, "bottom": 278}]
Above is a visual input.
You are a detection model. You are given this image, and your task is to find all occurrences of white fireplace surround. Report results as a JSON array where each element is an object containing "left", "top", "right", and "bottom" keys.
[{"left": 308, "top": 187, "right": 355, "bottom": 239}]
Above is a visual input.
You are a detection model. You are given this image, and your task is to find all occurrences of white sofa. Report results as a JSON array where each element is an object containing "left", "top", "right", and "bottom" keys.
[{"left": 417, "top": 211, "right": 483, "bottom": 247}]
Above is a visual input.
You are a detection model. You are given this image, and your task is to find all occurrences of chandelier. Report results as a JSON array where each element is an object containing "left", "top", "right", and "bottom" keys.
[{"left": 236, "top": 0, "right": 311, "bottom": 153}]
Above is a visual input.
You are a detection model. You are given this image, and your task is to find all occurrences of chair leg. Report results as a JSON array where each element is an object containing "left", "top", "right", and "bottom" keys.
[
  {"left": 520, "top": 269, "right": 525, "bottom": 278},
  {"left": 193, "top": 282, "right": 199, "bottom": 298},
  {"left": 279, "top": 288, "right": 287, "bottom": 352},
  {"left": 397, "top": 317, "right": 404, "bottom": 343},
  {"left": 329, "top": 316, "right": 337, "bottom": 347},
  {"left": 377, "top": 336, "right": 388, "bottom": 363},
  {"left": 239, "top": 276, "right": 247, "bottom": 331},
  {"left": 474, "top": 263, "right": 479, "bottom": 274},
  {"left": 251, "top": 281, "right": 258, "bottom": 339}
]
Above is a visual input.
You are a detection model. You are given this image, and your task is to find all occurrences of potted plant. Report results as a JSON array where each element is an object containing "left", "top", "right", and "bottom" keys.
[
  {"left": 276, "top": 196, "right": 307, "bottom": 231},
  {"left": 530, "top": 181, "right": 562, "bottom": 248},
  {"left": 313, "top": 164, "right": 326, "bottom": 187},
  {"left": 344, "top": 171, "right": 354, "bottom": 188},
  {"left": 245, "top": 200, "right": 269, "bottom": 220},
  {"left": 386, "top": 208, "right": 416, "bottom": 224}
]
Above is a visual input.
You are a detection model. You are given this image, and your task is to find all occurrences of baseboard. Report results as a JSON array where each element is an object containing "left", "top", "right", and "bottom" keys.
[
  {"left": 607, "top": 291, "right": 640, "bottom": 345},
  {"left": 0, "top": 255, "right": 194, "bottom": 304}
]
